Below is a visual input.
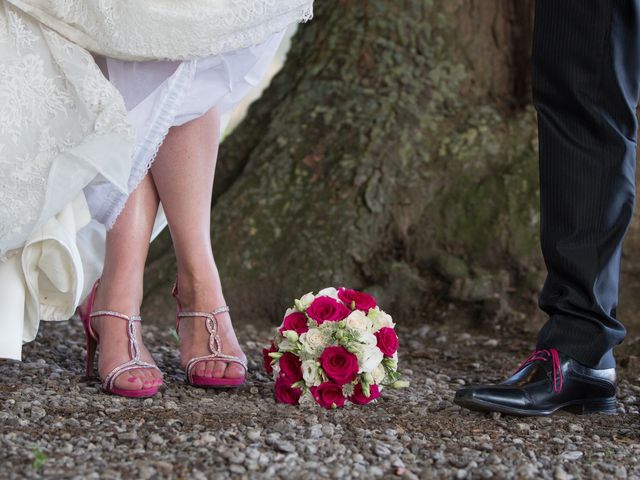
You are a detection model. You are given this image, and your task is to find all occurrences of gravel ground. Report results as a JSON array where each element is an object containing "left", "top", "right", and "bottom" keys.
[{"left": 1, "top": 316, "right": 639, "bottom": 479}]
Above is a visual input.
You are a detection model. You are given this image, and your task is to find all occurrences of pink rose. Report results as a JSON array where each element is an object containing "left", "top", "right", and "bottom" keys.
[
  {"left": 319, "top": 346, "right": 359, "bottom": 385},
  {"left": 262, "top": 341, "right": 277, "bottom": 375},
  {"left": 375, "top": 327, "right": 398, "bottom": 357},
  {"left": 306, "top": 296, "right": 351, "bottom": 324},
  {"left": 279, "top": 312, "right": 309, "bottom": 335},
  {"left": 274, "top": 378, "right": 302, "bottom": 405},
  {"left": 338, "top": 288, "right": 377, "bottom": 312},
  {"left": 279, "top": 352, "right": 303, "bottom": 383},
  {"left": 310, "top": 382, "right": 346, "bottom": 409},
  {"left": 349, "top": 383, "right": 380, "bottom": 405}
]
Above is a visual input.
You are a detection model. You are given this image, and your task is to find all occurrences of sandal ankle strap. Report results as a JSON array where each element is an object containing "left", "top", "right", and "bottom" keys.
[
  {"left": 90, "top": 310, "right": 142, "bottom": 322},
  {"left": 176, "top": 306, "right": 230, "bottom": 332}
]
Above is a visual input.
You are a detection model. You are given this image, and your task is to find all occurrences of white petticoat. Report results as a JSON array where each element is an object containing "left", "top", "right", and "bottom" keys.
[{"left": 0, "top": 30, "right": 284, "bottom": 360}]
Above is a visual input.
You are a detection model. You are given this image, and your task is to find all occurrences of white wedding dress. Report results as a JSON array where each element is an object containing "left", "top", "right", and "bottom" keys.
[{"left": 0, "top": 1, "right": 312, "bottom": 360}]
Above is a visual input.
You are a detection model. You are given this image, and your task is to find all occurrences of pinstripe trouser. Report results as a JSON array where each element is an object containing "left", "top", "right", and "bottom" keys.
[{"left": 533, "top": 0, "right": 640, "bottom": 367}]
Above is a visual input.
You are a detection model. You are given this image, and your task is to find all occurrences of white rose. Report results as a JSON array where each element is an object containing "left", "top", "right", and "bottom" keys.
[
  {"left": 371, "top": 310, "right": 395, "bottom": 332},
  {"left": 300, "top": 328, "right": 325, "bottom": 356},
  {"left": 345, "top": 310, "right": 372, "bottom": 332},
  {"left": 357, "top": 332, "right": 378, "bottom": 347},
  {"left": 317, "top": 287, "right": 340, "bottom": 300},
  {"left": 301, "top": 360, "right": 321, "bottom": 387},
  {"left": 373, "top": 363, "right": 386, "bottom": 384},
  {"left": 358, "top": 345, "right": 384, "bottom": 373}
]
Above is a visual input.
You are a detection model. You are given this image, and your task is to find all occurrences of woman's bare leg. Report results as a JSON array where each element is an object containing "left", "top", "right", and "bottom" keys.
[
  {"left": 150, "top": 107, "right": 246, "bottom": 379},
  {"left": 89, "top": 174, "right": 164, "bottom": 391}
]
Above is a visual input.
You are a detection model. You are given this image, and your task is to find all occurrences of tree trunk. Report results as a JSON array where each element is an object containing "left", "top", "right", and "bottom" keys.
[{"left": 143, "top": 0, "right": 638, "bottom": 331}]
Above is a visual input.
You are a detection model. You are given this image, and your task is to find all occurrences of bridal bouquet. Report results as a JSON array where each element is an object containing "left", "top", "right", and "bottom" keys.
[{"left": 263, "top": 287, "right": 406, "bottom": 409}]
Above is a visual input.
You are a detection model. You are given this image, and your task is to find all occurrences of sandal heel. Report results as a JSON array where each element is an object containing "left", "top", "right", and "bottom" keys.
[
  {"left": 79, "top": 305, "right": 97, "bottom": 378},
  {"left": 85, "top": 334, "right": 97, "bottom": 378}
]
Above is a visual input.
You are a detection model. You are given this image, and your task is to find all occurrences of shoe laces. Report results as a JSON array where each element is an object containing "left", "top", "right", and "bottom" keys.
[{"left": 514, "top": 348, "right": 563, "bottom": 393}]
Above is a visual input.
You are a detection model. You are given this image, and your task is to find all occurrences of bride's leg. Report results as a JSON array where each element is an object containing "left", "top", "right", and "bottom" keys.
[
  {"left": 150, "top": 106, "right": 246, "bottom": 379},
  {"left": 90, "top": 173, "right": 164, "bottom": 391}
]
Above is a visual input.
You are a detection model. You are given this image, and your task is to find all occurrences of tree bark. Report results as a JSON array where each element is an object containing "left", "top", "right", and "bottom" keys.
[{"left": 145, "top": 0, "right": 638, "bottom": 330}]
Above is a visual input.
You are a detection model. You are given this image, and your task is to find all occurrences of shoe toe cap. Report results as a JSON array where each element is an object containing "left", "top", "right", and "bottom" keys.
[{"left": 455, "top": 385, "right": 529, "bottom": 409}]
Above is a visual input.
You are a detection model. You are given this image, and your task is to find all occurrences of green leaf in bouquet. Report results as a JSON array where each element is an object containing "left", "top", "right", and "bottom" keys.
[
  {"left": 279, "top": 339, "right": 301, "bottom": 354},
  {"left": 385, "top": 368, "right": 400, "bottom": 381},
  {"left": 268, "top": 352, "right": 284, "bottom": 359},
  {"left": 362, "top": 382, "right": 371, "bottom": 398},
  {"left": 342, "top": 382, "right": 355, "bottom": 397},
  {"left": 319, "top": 321, "right": 338, "bottom": 333},
  {"left": 367, "top": 307, "right": 380, "bottom": 319},
  {"left": 291, "top": 381, "right": 305, "bottom": 389},
  {"left": 346, "top": 344, "right": 360, "bottom": 354},
  {"left": 382, "top": 357, "right": 398, "bottom": 370}
]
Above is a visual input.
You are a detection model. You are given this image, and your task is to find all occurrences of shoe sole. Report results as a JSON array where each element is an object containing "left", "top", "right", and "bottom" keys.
[
  {"left": 454, "top": 396, "right": 617, "bottom": 416},
  {"left": 109, "top": 386, "right": 161, "bottom": 398},
  {"left": 189, "top": 376, "right": 246, "bottom": 389}
]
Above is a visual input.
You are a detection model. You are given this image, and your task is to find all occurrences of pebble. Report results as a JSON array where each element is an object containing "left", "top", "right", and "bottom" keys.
[
  {"left": 31, "top": 406, "right": 46, "bottom": 420},
  {"left": 275, "top": 442, "right": 296, "bottom": 453},
  {"left": 1, "top": 318, "right": 638, "bottom": 480},
  {"left": 554, "top": 466, "right": 570, "bottom": 480},
  {"left": 561, "top": 451, "right": 583, "bottom": 461},
  {"left": 374, "top": 443, "right": 392, "bottom": 457},
  {"left": 615, "top": 466, "right": 628, "bottom": 479},
  {"left": 229, "top": 465, "right": 246, "bottom": 475}
]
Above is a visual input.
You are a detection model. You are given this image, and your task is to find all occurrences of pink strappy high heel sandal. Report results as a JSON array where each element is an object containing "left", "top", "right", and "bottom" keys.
[
  {"left": 172, "top": 280, "right": 247, "bottom": 388},
  {"left": 80, "top": 279, "right": 163, "bottom": 398}
]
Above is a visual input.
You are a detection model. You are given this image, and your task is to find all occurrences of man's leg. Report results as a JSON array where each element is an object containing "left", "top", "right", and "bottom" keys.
[
  {"left": 534, "top": 0, "right": 640, "bottom": 368},
  {"left": 455, "top": 0, "right": 640, "bottom": 415}
]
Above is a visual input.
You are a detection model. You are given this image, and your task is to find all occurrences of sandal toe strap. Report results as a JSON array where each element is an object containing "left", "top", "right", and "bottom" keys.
[
  {"left": 185, "top": 354, "right": 247, "bottom": 383},
  {"left": 103, "top": 360, "right": 162, "bottom": 392}
]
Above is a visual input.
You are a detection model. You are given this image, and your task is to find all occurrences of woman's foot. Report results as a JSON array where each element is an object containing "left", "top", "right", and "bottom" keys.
[
  {"left": 174, "top": 272, "right": 246, "bottom": 380},
  {"left": 82, "top": 280, "right": 163, "bottom": 392}
]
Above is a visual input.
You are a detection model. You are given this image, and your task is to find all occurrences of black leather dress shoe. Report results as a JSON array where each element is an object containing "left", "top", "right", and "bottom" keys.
[{"left": 454, "top": 348, "right": 617, "bottom": 416}]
